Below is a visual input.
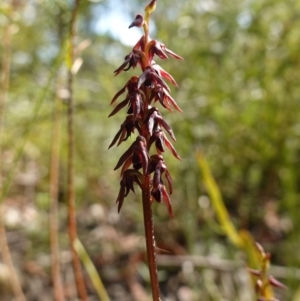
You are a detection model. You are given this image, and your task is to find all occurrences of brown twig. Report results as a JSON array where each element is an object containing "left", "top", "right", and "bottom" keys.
[
  {"left": 0, "top": 20, "right": 27, "bottom": 301},
  {"left": 67, "top": 1, "right": 88, "bottom": 300},
  {"left": 50, "top": 87, "right": 65, "bottom": 301},
  {"left": 0, "top": 207, "right": 26, "bottom": 301},
  {"left": 157, "top": 254, "right": 300, "bottom": 279}
]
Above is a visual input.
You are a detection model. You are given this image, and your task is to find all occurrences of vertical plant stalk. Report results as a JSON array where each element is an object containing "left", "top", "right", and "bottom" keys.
[
  {"left": 0, "top": 25, "right": 67, "bottom": 301},
  {"left": 142, "top": 175, "right": 160, "bottom": 301},
  {"left": 50, "top": 90, "right": 65, "bottom": 301},
  {"left": 0, "top": 27, "right": 67, "bottom": 301},
  {"left": 0, "top": 208, "right": 27, "bottom": 301},
  {"left": 0, "top": 23, "right": 27, "bottom": 301},
  {"left": 66, "top": 1, "right": 88, "bottom": 300},
  {"left": 109, "top": 2, "right": 183, "bottom": 301},
  {"left": 0, "top": 39, "right": 65, "bottom": 203}
]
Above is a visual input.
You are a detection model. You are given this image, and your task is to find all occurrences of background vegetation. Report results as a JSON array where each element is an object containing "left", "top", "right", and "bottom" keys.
[{"left": 0, "top": 0, "right": 299, "bottom": 300}]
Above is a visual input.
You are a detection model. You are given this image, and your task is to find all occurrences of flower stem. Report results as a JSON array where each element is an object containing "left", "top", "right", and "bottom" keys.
[{"left": 142, "top": 175, "right": 161, "bottom": 301}]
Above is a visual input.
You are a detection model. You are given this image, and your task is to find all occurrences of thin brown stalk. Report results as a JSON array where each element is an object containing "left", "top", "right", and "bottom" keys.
[
  {"left": 0, "top": 22, "right": 27, "bottom": 301},
  {"left": 0, "top": 207, "right": 26, "bottom": 301},
  {"left": 142, "top": 175, "right": 161, "bottom": 301},
  {"left": 50, "top": 90, "right": 65, "bottom": 301},
  {"left": 67, "top": 1, "right": 88, "bottom": 300}
]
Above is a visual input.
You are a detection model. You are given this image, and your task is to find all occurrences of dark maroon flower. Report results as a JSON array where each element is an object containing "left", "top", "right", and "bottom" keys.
[
  {"left": 151, "top": 183, "right": 173, "bottom": 218},
  {"left": 148, "top": 154, "right": 172, "bottom": 194},
  {"left": 116, "top": 169, "right": 143, "bottom": 212},
  {"left": 150, "top": 86, "right": 183, "bottom": 113},
  {"left": 159, "top": 43, "right": 183, "bottom": 60},
  {"left": 148, "top": 40, "right": 168, "bottom": 60},
  {"left": 108, "top": 115, "right": 142, "bottom": 149},
  {"left": 114, "top": 51, "right": 142, "bottom": 76},
  {"left": 151, "top": 63, "right": 178, "bottom": 87},
  {"left": 147, "top": 40, "right": 183, "bottom": 62},
  {"left": 138, "top": 66, "right": 170, "bottom": 91},
  {"left": 109, "top": 89, "right": 145, "bottom": 121},
  {"left": 114, "top": 135, "right": 149, "bottom": 174},
  {"left": 149, "top": 129, "right": 181, "bottom": 160},
  {"left": 109, "top": 98, "right": 129, "bottom": 118},
  {"left": 111, "top": 76, "right": 139, "bottom": 105},
  {"left": 146, "top": 107, "right": 176, "bottom": 140},
  {"left": 126, "top": 91, "right": 145, "bottom": 121}
]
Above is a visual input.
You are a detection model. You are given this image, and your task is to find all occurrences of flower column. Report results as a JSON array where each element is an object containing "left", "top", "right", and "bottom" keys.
[{"left": 108, "top": 1, "right": 182, "bottom": 300}]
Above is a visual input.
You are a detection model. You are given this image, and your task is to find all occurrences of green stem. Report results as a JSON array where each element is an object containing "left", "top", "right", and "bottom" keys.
[
  {"left": 74, "top": 238, "right": 111, "bottom": 301},
  {"left": 142, "top": 175, "right": 161, "bottom": 301}
]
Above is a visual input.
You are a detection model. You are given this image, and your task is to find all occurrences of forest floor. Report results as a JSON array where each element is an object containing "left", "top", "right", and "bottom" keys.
[{"left": 0, "top": 195, "right": 291, "bottom": 301}]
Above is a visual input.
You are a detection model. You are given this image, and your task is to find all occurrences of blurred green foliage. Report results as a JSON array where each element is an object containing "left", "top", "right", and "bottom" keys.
[{"left": 1, "top": 0, "right": 300, "bottom": 299}]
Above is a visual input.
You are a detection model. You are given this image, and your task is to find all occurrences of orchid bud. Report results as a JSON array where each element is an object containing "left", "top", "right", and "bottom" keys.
[
  {"left": 129, "top": 14, "right": 144, "bottom": 28},
  {"left": 145, "top": 0, "right": 157, "bottom": 15}
]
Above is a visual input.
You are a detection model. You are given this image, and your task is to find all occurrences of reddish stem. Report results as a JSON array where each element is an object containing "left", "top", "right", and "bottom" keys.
[{"left": 142, "top": 175, "right": 161, "bottom": 301}]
